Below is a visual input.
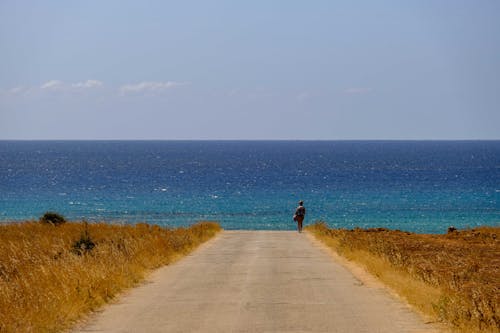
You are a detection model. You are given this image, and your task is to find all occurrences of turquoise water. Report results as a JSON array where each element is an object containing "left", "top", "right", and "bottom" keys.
[{"left": 1, "top": 141, "right": 498, "bottom": 233}]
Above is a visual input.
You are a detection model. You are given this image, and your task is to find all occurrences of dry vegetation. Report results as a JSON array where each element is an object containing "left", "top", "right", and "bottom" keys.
[
  {"left": 0, "top": 220, "right": 221, "bottom": 333},
  {"left": 307, "top": 222, "right": 499, "bottom": 333}
]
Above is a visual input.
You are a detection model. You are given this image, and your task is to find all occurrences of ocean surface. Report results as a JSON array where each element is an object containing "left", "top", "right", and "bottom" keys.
[{"left": 0, "top": 141, "right": 498, "bottom": 233}]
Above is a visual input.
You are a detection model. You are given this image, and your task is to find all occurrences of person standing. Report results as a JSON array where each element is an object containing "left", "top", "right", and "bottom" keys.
[{"left": 294, "top": 200, "right": 306, "bottom": 232}]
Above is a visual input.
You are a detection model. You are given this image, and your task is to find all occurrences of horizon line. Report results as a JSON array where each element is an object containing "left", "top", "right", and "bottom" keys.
[{"left": 1, "top": 138, "right": 499, "bottom": 142}]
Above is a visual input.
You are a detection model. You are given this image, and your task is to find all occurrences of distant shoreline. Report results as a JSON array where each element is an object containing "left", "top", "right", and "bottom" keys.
[
  {"left": 1, "top": 139, "right": 500, "bottom": 142},
  {"left": 1, "top": 218, "right": 499, "bottom": 236}
]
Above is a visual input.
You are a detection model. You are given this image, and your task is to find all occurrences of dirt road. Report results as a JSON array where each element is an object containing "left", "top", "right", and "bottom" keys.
[{"left": 74, "top": 231, "right": 439, "bottom": 332}]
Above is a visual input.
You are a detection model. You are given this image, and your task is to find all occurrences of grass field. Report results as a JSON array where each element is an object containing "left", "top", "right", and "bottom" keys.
[
  {"left": 307, "top": 222, "right": 499, "bottom": 333},
  {"left": 0, "top": 220, "right": 221, "bottom": 333}
]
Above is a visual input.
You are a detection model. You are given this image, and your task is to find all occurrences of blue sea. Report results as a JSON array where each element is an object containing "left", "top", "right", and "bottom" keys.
[{"left": 0, "top": 141, "right": 498, "bottom": 233}]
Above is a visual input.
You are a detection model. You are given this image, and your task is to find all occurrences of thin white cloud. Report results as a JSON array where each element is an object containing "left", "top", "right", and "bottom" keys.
[
  {"left": 297, "top": 91, "right": 314, "bottom": 102},
  {"left": 40, "top": 79, "right": 103, "bottom": 91},
  {"left": 71, "top": 80, "right": 103, "bottom": 89},
  {"left": 343, "top": 87, "right": 373, "bottom": 95},
  {"left": 3, "top": 80, "right": 188, "bottom": 98},
  {"left": 9, "top": 87, "right": 26, "bottom": 94},
  {"left": 40, "top": 80, "right": 65, "bottom": 90},
  {"left": 119, "top": 81, "right": 188, "bottom": 95},
  {"left": 227, "top": 88, "right": 240, "bottom": 97},
  {"left": 1, "top": 86, "right": 30, "bottom": 96},
  {"left": 224, "top": 88, "right": 273, "bottom": 100}
]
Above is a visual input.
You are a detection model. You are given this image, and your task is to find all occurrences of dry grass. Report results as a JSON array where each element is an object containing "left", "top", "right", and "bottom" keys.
[
  {"left": 307, "top": 222, "right": 499, "bottom": 333},
  {"left": 0, "top": 220, "right": 221, "bottom": 333}
]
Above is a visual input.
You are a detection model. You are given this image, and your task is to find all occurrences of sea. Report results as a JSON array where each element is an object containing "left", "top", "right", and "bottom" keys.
[{"left": 0, "top": 141, "right": 498, "bottom": 233}]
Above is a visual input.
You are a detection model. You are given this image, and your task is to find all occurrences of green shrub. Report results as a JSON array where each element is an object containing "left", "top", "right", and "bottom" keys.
[{"left": 39, "top": 212, "right": 66, "bottom": 225}]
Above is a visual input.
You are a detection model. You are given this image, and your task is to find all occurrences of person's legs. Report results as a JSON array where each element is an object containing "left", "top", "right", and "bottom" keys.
[{"left": 297, "top": 216, "right": 304, "bottom": 232}]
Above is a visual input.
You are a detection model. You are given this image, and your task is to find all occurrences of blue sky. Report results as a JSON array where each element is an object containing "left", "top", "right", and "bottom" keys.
[{"left": 1, "top": 1, "right": 499, "bottom": 139}]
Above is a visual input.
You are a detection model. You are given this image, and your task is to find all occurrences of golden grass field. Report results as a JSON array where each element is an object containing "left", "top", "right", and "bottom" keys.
[
  {"left": 307, "top": 222, "right": 499, "bottom": 333},
  {"left": 0, "top": 220, "right": 221, "bottom": 333}
]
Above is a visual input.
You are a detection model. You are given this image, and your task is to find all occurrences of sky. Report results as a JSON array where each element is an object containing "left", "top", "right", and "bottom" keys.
[{"left": 1, "top": 1, "right": 499, "bottom": 140}]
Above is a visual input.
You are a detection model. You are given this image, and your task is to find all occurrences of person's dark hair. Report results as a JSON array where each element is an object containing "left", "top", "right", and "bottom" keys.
[{"left": 299, "top": 200, "right": 304, "bottom": 206}]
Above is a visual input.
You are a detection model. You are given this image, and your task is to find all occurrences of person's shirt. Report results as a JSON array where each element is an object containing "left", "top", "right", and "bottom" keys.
[{"left": 295, "top": 205, "right": 306, "bottom": 217}]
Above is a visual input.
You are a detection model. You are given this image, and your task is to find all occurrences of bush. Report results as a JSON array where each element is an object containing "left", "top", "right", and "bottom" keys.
[
  {"left": 72, "top": 235, "right": 95, "bottom": 255},
  {"left": 72, "top": 222, "right": 96, "bottom": 255},
  {"left": 40, "top": 212, "right": 66, "bottom": 225}
]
